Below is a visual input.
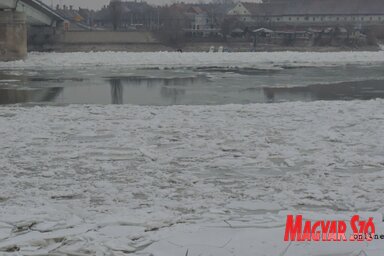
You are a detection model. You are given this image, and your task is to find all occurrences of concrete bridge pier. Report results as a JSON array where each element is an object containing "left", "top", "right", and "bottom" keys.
[{"left": 0, "top": 11, "right": 27, "bottom": 61}]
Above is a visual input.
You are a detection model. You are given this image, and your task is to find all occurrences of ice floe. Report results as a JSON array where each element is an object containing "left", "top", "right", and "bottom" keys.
[
  {"left": 0, "top": 100, "right": 383, "bottom": 255},
  {"left": 0, "top": 51, "right": 384, "bottom": 70}
]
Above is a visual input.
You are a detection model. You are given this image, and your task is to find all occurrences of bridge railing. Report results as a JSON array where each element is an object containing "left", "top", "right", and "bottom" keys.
[{"left": 20, "top": 0, "right": 66, "bottom": 22}]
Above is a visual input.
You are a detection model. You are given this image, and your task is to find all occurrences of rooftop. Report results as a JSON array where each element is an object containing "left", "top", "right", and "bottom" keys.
[{"left": 240, "top": 0, "right": 384, "bottom": 16}]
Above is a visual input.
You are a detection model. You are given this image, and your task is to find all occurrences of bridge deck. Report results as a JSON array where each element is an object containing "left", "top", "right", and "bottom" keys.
[{"left": 0, "top": 0, "right": 64, "bottom": 26}]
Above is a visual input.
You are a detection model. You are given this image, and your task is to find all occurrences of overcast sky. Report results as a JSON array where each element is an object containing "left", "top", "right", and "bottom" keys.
[{"left": 42, "top": 0, "right": 209, "bottom": 10}]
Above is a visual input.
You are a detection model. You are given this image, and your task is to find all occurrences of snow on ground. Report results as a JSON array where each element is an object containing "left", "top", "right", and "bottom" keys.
[
  {"left": 0, "top": 100, "right": 384, "bottom": 255},
  {"left": 0, "top": 51, "right": 384, "bottom": 70}
]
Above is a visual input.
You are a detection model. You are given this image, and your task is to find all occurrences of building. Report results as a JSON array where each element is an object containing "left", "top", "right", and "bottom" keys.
[
  {"left": 228, "top": 1, "right": 262, "bottom": 23},
  {"left": 184, "top": 6, "right": 220, "bottom": 37},
  {"left": 228, "top": 0, "right": 384, "bottom": 28}
]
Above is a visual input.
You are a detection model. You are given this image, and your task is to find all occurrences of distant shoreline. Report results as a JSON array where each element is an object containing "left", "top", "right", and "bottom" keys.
[
  {"left": 28, "top": 31, "right": 381, "bottom": 53},
  {"left": 29, "top": 42, "right": 382, "bottom": 53}
]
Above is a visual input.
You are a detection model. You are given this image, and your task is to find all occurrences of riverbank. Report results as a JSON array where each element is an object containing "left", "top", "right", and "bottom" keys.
[
  {"left": 25, "top": 30, "right": 382, "bottom": 53},
  {"left": 28, "top": 42, "right": 382, "bottom": 53}
]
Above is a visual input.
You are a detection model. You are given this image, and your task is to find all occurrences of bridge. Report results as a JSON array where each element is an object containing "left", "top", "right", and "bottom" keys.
[
  {"left": 0, "top": 0, "right": 65, "bottom": 26},
  {"left": 0, "top": 0, "right": 65, "bottom": 61}
]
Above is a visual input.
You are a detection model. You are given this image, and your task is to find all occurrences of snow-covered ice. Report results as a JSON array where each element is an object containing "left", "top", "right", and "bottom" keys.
[
  {"left": 0, "top": 100, "right": 384, "bottom": 255},
  {"left": 1, "top": 51, "right": 384, "bottom": 70},
  {"left": 1, "top": 50, "right": 384, "bottom": 255}
]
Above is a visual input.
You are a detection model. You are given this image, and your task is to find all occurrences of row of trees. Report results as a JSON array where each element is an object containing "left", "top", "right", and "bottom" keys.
[
  {"left": 105, "top": 0, "right": 238, "bottom": 46},
  {"left": 107, "top": 0, "right": 235, "bottom": 29}
]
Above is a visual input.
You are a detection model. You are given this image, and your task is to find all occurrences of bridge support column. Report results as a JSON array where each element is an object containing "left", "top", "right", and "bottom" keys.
[{"left": 0, "top": 11, "right": 27, "bottom": 61}]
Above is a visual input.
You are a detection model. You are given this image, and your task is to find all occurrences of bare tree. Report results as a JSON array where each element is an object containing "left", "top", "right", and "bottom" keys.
[
  {"left": 110, "top": 0, "right": 123, "bottom": 31},
  {"left": 155, "top": 6, "right": 189, "bottom": 48}
]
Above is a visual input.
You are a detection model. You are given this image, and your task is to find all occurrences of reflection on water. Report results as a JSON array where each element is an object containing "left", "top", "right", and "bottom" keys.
[
  {"left": 160, "top": 87, "right": 186, "bottom": 104},
  {"left": 262, "top": 80, "right": 384, "bottom": 102},
  {"left": 29, "top": 77, "right": 86, "bottom": 83},
  {"left": 0, "top": 87, "right": 62, "bottom": 105},
  {"left": 106, "top": 75, "right": 208, "bottom": 87},
  {"left": 1, "top": 65, "right": 384, "bottom": 105},
  {"left": 195, "top": 66, "right": 281, "bottom": 75},
  {"left": 105, "top": 76, "right": 198, "bottom": 105},
  {"left": 110, "top": 79, "right": 123, "bottom": 104}
]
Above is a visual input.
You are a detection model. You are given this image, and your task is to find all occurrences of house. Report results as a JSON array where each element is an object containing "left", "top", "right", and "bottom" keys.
[
  {"left": 184, "top": 6, "right": 220, "bottom": 37},
  {"left": 164, "top": 3, "right": 221, "bottom": 37},
  {"left": 228, "top": 1, "right": 262, "bottom": 23},
  {"left": 93, "top": 6, "right": 110, "bottom": 28},
  {"left": 228, "top": 0, "right": 384, "bottom": 28}
]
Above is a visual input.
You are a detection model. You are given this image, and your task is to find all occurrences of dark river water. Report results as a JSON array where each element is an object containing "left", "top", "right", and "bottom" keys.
[{"left": 1, "top": 63, "right": 384, "bottom": 105}]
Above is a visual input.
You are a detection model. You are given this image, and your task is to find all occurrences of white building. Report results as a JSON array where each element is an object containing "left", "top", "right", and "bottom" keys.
[
  {"left": 228, "top": 0, "right": 384, "bottom": 27},
  {"left": 185, "top": 6, "right": 220, "bottom": 37}
]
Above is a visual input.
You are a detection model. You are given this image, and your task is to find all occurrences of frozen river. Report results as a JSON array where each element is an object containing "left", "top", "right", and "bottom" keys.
[
  {"left": 1, "top": 51, "right": 384, "bottom": 105},
  {"left": 0, "top": 51, "right": 384, "bottom": 256}
]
